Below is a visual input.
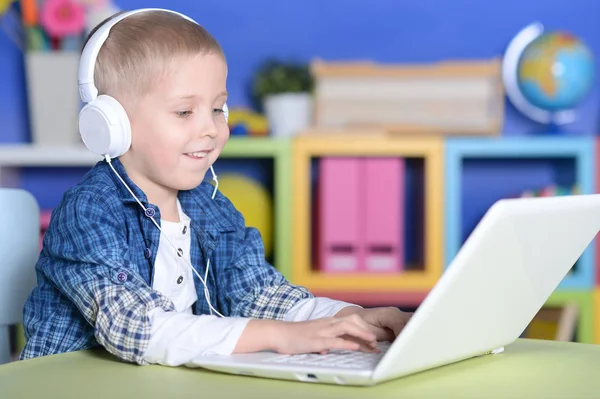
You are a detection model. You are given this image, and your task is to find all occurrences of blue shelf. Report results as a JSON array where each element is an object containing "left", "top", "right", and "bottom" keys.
[{"left": 444, "top": 136, "right": 595, "bottom": 290}]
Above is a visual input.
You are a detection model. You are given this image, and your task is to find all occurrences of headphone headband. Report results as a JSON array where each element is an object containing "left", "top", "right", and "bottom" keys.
[{"left": 78, "top": 8, "right": 196, "bottom": 103}]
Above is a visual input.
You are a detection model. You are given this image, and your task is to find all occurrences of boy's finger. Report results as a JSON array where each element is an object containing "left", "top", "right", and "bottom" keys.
[
  {"left": 377, "top": 327, "right": 396, "bottom": 342},
  {"left": 340, "top": 334, "right": 381, "bottom": 353},
  {"left": 322, "top": 337, "right": 361, "bottom": 352},
  {"left": 332, "top": 320, "right": 377, "bottom": 344}
]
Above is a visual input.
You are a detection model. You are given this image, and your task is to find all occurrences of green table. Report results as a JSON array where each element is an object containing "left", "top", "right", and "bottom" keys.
[{"left": 1, "top": 339, "right": 599, "bottom": 398}]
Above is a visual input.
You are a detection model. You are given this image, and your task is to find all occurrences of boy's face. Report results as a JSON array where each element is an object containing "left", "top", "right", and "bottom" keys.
[{"left": 122, "top": 52, "right": 229, "bottom": 197}]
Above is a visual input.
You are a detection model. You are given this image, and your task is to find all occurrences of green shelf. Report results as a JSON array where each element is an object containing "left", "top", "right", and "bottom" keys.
[
  {"left": 221, "top": 137, "right": 289, "bottom": 157},
  {"left": 219, "top": 137, "right": 293, "bottom": 280},
  {"left": 546, "top": 291, "right": 594, "bottom": 344}
]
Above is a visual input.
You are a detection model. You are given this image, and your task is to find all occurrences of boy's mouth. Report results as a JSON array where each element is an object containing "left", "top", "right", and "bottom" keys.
[{"left": 185, "top": 150, "right": 211, "bottom": 159}]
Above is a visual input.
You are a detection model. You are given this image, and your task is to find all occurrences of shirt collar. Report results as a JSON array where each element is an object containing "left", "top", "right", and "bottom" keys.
[
  {"left": 178, "top": 188, "right": 236, "bottom": 233},
  {"left": 102, "top": 157, "right": 149, "bottom": 204},
  {"left": 102, "top": 158, "right": 235, "bottom": 233}
]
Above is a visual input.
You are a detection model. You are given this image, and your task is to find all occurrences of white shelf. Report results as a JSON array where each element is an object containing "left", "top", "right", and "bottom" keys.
[{"left": 0, "top": 144, "right": 101, "bottom": 167}]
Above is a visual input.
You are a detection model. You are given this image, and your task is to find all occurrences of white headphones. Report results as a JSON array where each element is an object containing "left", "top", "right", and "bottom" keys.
[
  {"left": 78, "top": 8, "right": 227, "bottom": 318},
  {"left": 77, "top": 7, "right": 228, "bottom": 159}
]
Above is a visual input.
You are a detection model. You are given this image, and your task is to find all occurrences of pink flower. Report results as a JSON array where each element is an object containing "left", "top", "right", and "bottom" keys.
[{"left": 40, "top": 0, "right": 85, "bottom": 38}]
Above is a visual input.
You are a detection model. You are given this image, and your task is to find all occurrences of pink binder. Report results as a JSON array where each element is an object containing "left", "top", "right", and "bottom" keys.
[
  {"left": 319, "top": 157, "right": 363, "bottom": 272},
  {"left": 362, "top": 158, "right": 404, "bottom": 273}
]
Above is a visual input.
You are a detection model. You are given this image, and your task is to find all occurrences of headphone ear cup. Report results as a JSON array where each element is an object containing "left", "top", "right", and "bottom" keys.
[
  {"left": 223, "top": 102, "right": 228, "bottom": 123},
  {"left": 79, "top": 94, "right": 131, "bottom": 158}
]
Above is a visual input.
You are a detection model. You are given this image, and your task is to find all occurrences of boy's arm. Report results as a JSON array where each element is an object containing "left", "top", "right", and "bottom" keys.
[
  {"left": 39, "top": 188, "right": 176, "bottom": 365},
  {"left": 215, "top": 190, "right": 358, "bottom": 321},
  {"left": 141, "top": 308, "right": 251, "bottom": 365},
  {"left": 220, "top": 213, "right": 314, "bottom": 320}
]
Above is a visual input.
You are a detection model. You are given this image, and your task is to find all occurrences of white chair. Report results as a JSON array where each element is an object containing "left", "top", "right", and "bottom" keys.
[{"left": 0, "top": 188, "right": 39, "bottom": 364}]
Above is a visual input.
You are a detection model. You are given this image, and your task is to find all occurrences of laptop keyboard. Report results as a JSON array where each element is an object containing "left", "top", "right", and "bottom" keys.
[{"left": 262, "top": 342, "right": 391, "bottom": 369}]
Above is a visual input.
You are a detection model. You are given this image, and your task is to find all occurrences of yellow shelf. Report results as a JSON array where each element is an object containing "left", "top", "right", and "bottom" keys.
[
  {"left": 291, "top": 134, "right": 445, "bottom": 291},
  {"left": 294, "top": 269, "right": 439, "bottom": 292}
]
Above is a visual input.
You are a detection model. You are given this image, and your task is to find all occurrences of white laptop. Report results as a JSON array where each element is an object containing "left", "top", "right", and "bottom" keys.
[{"left": 192, "top": 194, "right": 600, "bottom": 386}]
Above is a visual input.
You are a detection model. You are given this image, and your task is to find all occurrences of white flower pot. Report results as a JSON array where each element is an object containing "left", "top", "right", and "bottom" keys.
[{"left": 263, "top": 92, "right": 312, "bottom": 137}]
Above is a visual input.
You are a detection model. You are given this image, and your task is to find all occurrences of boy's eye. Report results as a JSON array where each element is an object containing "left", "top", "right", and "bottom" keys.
[
  {"left": 177, "top": 110, "right": 192, "bottom": 118},
  {"left": 213, "top": 108, "right": 224, "bottom": 114}
]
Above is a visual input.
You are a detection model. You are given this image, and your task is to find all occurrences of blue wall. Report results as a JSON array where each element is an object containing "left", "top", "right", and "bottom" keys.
[{"left": 1, "top": 0, "right": 599, "bottom": 208}]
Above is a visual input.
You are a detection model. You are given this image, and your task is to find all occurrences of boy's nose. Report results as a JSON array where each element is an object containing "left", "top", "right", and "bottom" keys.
[
  {"left": 201, "top": 126, "right": 218, "bottom": 138},
  {"left": 199, "top": 115, "right": 218, "bottom": 138}
]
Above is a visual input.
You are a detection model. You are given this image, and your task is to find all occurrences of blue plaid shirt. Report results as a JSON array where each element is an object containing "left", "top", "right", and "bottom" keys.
[{"left": 20, "top": 158, "right": 313, "bottom": 364}]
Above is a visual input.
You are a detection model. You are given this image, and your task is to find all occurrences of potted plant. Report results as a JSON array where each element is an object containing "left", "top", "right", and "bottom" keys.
[{"left": 251, "top": 58, "right": 314, "bottom": 137}]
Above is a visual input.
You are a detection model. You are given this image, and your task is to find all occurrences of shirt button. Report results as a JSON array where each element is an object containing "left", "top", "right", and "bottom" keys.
[
  {"left": 144, "top": 247, "right": 152, "bottom": 259},
  {"left": 144, "top": 208, "right": 155, "bottom": 218},
  {"left": 177, "top": 276, "right": 183, "bottom": 284},
  {"left": 117, "top": 272, "right": 127, "bottom": 283},
  {"left": 182, "top": 226, "right": 187, "bottom": 234},
  {"left": 177, "top": 248, "right": 183, "bottom": 257}
]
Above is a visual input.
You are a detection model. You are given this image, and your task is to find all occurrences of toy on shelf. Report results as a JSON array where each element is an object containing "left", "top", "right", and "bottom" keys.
[
  {"left": 318, "top": 157, "right": 405, "bottom": 274},
  {"left": 503, "top": 23, "right": 595, "bottom": 133},
  {"left": 226, "top": 108, "right": 269, "bottom": 137}
]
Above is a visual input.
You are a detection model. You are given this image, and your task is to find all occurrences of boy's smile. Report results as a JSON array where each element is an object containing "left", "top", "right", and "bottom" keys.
[{"left": 119, "top": 51, "right": 229, "bottom": 209}]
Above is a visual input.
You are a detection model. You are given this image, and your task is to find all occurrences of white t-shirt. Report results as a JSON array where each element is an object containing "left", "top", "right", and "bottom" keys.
[{"left": 142, "top": 200, "right": 357, "bottom": 366}]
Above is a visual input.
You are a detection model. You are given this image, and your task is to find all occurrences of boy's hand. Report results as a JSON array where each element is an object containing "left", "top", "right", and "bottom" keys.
[
  {"left": 273, "top": 314, "right": 379, "bottom": 355},
  {"left": 334, "top": 306, "right": 413, "bottom": 342},
  {"left": 234, "top": 306, "right": 412, "bottom": 356}
]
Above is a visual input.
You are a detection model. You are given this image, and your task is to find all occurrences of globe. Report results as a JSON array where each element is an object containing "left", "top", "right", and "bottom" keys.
[{"left": 503, "top": 23, "right": 595, "bottom": 128}]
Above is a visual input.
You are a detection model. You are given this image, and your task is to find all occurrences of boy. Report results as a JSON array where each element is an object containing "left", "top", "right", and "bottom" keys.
[{"left": 20, "top": 9, "right": 411, "bottom": 366}]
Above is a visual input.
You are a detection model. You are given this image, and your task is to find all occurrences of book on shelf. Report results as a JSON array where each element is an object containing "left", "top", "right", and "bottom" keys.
[{"left": 317, "top": 157, "right": 405, "bottom": 274}]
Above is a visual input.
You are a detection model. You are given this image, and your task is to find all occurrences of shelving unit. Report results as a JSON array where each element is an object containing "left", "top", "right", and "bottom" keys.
[
  {"left": 445, "top": 136, "right": 596, "bottom": 290},
  {"left": 2, "top": 134, "right": 599, "bottom": 345},
  {"left": 291, "top": 135, "right": 444, "bottom": 298}
]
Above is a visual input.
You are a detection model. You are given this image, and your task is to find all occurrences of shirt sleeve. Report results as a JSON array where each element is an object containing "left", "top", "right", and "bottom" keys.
[
  {"left": 283, "top": 297, "right": 362, "bottom": 321},
  {"left": 214, "top": 191, "right": 315, "bottom": 320},
  {"left": 39, "top": 187, "right": 175, "bottom": 365},
  {"left": 142, "top": 308, "right": 249, "bottom": 366},
  {"left": 143, "top": 298, "right": 360, "bottom": 366}
]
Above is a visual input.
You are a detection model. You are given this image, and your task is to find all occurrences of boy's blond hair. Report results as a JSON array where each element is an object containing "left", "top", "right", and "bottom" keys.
[{"left": 83, "top": 10, "right": 225, "bottom": 107}]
